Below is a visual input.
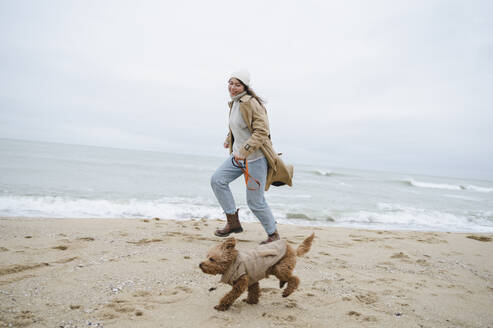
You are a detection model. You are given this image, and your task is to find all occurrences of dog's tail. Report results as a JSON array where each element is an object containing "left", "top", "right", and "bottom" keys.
[{"left": 296, "top": 233, "right": 315, "bottom": 256}]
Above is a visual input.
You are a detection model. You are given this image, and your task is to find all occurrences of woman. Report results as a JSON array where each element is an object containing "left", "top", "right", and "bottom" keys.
[{"left": 210, "top": 70, "right": 280, "bottom": 244}]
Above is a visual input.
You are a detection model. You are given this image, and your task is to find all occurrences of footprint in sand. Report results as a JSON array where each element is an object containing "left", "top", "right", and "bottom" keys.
[
  {"left": 347, "top": 311, "right": 378, "bottom": 322},
  {"left": 102, "top": 287, "right": 194, "bottom": 320},
  {"left": 4, "top": 310, "right": 39, "bottom": 327},
  {"left": 329, "top": 258, "right": 348, "bottom": 268},
  {"left": 390, "top": 252, "right": 409, "bottom": 259},
  {"left": 415, "top": 233, "right": 448, "bottom": 244},
  {"left": 326, "top": 240, "right": 354, "bottom": 248},
  {"left": 363, "top": 315, "right": 378, "bottom": 322},
  {"left": 377, "top": 261, "right": 396, "bottom": 268},
  {"left": 284, "top": 300, "right": 298, "bottom": 309},
  {"left": 208, "top": 315, "right": 234, "bottom": 325},
  {"left": 355, "top": 291, "right": 378, "bottom": 304},
  {"left": 260, "top": 287, "right": 278, "bottom": 295},
  {"left": 0, "top": 263, "right": 50, "bottom": 276},
  {"left": 126, "top": 238, "right": 163, "bottom": 245},
  {"left": 349, "top": 234, "right": 379, "bottom": 242},
  {"left": 77, "top": 237, "right": 95, "bottom": 241},
  {"left": 236, "top": 239, "right": 255, "bottom": 243},
  {"left": 390, "top": 252, "right": 414, "bottom": 263},
  {"left": 157, "top": 286, "right": 193, "bottom": 304},
  {"left": 0, "top": 273, "right": 36, "bottom": 285},
  {"left": 101, "top": 298, "right": 143, "bottom": 320},
  {"left": 262, "top": 313, "right": 297, "bottom": 323},
  {"left": 294, "top": 235, "right": 308, "bottom": 240},
  {"left": 132, "top": 290, "right": 152, "bottom": 297},
  {"left": 54, "top": 257, "right": 78, "bottom": 264},
  {"left": 165, "top": 231, "right": 183, "bottom": 237},
  {"left": 313, "top": 279, "right": 332, "bottom": 286},
  {"left": 312, "top": 279, "right": 332, "bottom": 292}
]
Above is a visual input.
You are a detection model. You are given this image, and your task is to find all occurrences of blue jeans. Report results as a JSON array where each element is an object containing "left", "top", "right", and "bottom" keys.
[{"left": 210, "top": 155, "right": 277, "bottom": 235}]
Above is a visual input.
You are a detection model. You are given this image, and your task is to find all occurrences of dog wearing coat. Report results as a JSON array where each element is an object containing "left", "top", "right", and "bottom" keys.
[{"left": 199, "top": 233, "right": 314, "bottom": 311}]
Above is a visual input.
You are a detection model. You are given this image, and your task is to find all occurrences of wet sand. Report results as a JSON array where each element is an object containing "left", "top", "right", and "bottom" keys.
[{"left": 0, "top": 217, "right": 492, "bottom": 327}]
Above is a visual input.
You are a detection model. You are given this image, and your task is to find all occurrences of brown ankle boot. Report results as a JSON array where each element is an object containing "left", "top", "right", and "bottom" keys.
[
  {"left": 214, "top": 209, "right": 243, "bottom": 237},
  {"left": 260, "top": 230, "right": 280, "bottom": 244}
]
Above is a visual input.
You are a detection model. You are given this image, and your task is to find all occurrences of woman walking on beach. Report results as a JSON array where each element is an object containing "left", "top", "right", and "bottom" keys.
[{"left": 211, "top": 70, "right": 290, "bottom": 244}]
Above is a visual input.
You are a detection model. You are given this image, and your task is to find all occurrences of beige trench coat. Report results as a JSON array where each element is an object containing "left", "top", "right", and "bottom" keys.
[{"left": 225, "top": 94, "right": 293, "bottom": 191}]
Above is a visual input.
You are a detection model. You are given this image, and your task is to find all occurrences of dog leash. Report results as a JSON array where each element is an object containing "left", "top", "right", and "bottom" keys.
[{"left": 231, "top": 157, "right": 261, "bottom": 191}]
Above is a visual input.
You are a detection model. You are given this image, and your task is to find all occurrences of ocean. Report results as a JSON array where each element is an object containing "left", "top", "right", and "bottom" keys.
[{"left": 1, "top": 138, "right": 492, "bottom": 232}]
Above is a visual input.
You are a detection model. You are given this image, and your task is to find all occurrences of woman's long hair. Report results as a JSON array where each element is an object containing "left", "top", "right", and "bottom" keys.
[
  {"left": 245, "top": 85, "right": 266, "bottom": 107},
  {"left": 234, "top": 79, "right": 266, "bottom": 107}
]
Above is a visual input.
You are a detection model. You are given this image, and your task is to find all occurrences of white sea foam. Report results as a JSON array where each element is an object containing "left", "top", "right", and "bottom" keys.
[
  {"left": 1, "top": 195, "right": 492, "bottom": 232},
  {"left": 267, "top": 193, "right": 312, "bottom": 199},
  {"left": 406, "top": 179, "right": 464, "bottom": 191},
  {"left": 0, "top": 195, "right": 223, "bottom": 220},
  {"left": 364, "top": 203, "right": 493, "bottom": 232},
  {"left": 314, "top": 170, "right": 332, "bottom": 176},
  {"left": 465, "top": 185, "right": 493, "bottom": 193},
  {"left": 272, "top": 206, "right": 493, "bottom": 232},
  {"left": 443, "top": 194, "right": 481, "bottom": 201},
  {"left": 275, "top": 203, "right": 493, "bottom": 232},
  {"left": 405, "top": 179, "right": 492, "bottom": 193},
  {"left": 0, "top": 195, "right": 278, "bottom": 225}
]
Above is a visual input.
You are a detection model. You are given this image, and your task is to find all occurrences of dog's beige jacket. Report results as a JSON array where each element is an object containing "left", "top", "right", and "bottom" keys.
[{"left": 221, "top": 240, "right": 287, "bottom": 286}]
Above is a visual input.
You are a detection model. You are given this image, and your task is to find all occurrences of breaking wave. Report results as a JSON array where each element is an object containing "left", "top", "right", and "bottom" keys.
[
  {"left": 331, "top": 203, "right": 493, "bottom": 232},
  {"left": 403, "top": 179, "right": 492, "bottom": 193},
  {"left": 0, "top": 195, "right": 225, "bottom": 220},
  {"left": 311, "top": 170, "right": 350, "bottom": 177}
]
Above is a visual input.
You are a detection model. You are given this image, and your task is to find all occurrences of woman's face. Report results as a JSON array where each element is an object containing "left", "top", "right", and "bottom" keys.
[{"left": 228, "top": 78, "right": 245, "bottom": 97}]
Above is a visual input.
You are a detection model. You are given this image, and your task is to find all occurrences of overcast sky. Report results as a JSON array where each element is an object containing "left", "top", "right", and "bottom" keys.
[{"left": 1, "top": 0, "right": 492, "bottom": 180}]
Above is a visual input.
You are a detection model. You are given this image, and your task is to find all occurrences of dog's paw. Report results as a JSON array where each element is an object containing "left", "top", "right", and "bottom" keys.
[
  {"left": 242, "top": 298, "right": 258, "bottom": 305},
  {"left": 282, "top": 290, "right": 293, "bottom": 298},
  {"left": 214, "top": 304, "right": 229, "bottom": 311}
]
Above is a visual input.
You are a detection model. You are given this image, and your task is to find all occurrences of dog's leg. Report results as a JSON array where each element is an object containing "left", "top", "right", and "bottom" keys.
[
  {"left": 272, "top": 245, "right": 300, "bottom": 297},
  {"left": 215, "top": 275, "right": 249, "bottom": 311},
  {"left": 243, "top": 282, "right": 260, "bottom": 304},
  {"left": 282, "top": 275, "right": 300, "bottom": 297}
]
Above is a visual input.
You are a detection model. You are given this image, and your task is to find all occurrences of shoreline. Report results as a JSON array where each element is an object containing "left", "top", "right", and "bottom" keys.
[
  {"left": 1, "top": 217, "right": 492, "bottom": 327},
  {"left": 2, "top": 216, "right": 493, "bottom": 234}
]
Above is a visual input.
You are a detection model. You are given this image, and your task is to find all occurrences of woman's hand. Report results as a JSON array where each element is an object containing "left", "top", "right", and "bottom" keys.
[
  {"left": 234, "top": 154, "right": 246, "bottom": 162},
  {"left": 223, "top": 142, "right": 229, "bottom": 149}
]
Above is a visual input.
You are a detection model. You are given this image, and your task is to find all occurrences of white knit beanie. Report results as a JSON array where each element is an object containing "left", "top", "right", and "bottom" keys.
[{"left": 230, "top": 70, "right": 251, "bottom": 87}]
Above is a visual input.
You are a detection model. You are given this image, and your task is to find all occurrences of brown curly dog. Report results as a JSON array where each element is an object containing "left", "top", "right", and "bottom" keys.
[{"left": 199, "top": 233, "right": 314, "bottom": 311}]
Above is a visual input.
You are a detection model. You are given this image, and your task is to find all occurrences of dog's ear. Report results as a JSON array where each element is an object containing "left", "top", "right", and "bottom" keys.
[{"left": 222, "top": 237, "right": 236, "bottom": 250}]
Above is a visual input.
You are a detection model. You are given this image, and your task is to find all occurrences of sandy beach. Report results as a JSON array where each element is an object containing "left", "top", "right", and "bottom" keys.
[{"left": 0, "top": 217, "right": 492, "bottom": 328}]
